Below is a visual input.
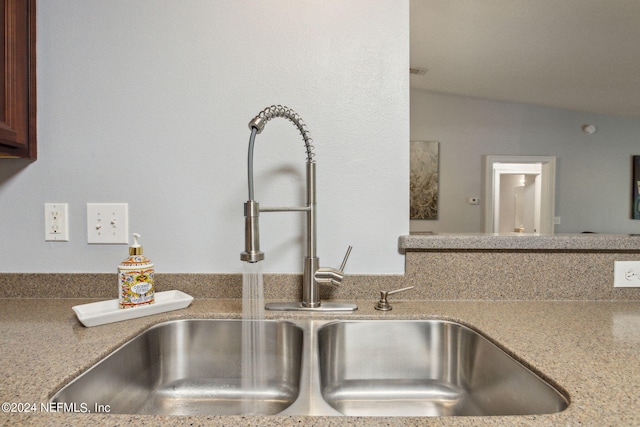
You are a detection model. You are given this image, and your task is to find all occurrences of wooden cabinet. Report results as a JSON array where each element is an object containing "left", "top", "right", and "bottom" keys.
[{"left": 1, "top": 0, "right": 36, "bottom": 159}]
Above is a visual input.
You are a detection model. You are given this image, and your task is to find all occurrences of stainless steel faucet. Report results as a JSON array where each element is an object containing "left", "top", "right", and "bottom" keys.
[{"left": 240, "top": 105, "right": 356, "bottom": 312}]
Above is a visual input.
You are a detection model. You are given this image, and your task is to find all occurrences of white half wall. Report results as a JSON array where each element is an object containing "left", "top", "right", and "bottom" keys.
[{"left": 0, "top": 0, "right": 409, "bottom": 273}]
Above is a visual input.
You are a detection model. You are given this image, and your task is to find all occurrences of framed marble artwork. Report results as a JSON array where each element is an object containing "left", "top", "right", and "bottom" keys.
[{"left": 410, "top": 141, "right": 439, "bottom": 220}]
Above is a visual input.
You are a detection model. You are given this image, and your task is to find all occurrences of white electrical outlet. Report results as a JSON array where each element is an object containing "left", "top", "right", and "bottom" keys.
[
  {"left": 44, "top": 203, "right": 69, "bottom": 242},
  {"left": 614, "top": 261, "right": 640, "bottom": 287},
  {"left": 87, "top": 203, "right": 129, "bottom": 244}
]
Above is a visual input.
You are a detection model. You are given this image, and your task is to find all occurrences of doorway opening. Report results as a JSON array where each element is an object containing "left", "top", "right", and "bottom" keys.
[{"left": 484, "top": 156, "right": 556, "bottom": 234}]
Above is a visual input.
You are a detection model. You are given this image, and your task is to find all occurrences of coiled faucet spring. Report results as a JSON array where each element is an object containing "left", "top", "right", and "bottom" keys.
[{"left": 248, "top": 105, "right": 315, "bottom": 162}]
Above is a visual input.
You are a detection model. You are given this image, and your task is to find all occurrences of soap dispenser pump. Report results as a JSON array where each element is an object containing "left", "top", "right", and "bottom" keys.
[{"left": 118, "top": 233, "right": 155, "bottom": 309}]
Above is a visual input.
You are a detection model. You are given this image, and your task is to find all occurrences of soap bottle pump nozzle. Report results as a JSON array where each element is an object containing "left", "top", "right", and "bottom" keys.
[{"left": 129, "top": 233, "right": 143, "bottom": 256}]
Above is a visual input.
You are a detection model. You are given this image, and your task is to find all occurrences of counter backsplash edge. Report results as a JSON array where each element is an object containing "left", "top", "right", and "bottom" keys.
[{"left": 1, "top": 250, "right": 640, "bottom": 300}]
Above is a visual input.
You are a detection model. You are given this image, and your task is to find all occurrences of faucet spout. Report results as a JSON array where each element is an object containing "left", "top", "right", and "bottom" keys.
[{"left": 240, "top": 200, "right": 264, "bottom": 263}]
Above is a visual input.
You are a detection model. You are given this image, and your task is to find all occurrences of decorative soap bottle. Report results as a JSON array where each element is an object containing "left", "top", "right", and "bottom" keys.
[{"left": 118, "top": 233, "right": 155, "bottom": 309}]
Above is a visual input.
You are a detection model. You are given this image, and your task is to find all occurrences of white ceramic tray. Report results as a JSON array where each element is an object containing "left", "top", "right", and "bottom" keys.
[{"left": 73, "top": 290, "right": 194, "bottom": 327}]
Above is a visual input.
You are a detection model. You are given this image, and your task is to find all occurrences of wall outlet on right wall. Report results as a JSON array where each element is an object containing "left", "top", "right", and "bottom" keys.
[{"left": 613, "top": 261, "right": 640, "bottom": 287}]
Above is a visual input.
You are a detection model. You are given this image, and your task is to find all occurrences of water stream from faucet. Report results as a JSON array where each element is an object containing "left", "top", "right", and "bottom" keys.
[{"left": 241, "top": 263, "right": 266, "bottom": 414}]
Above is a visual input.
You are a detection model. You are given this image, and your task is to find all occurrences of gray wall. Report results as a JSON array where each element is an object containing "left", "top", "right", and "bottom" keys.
[
  {"left": 0, "top": 1, "right": 409, "bottom": 273},
  {"left": 411, "top": 89, "right": 640, "bottom": 234}
]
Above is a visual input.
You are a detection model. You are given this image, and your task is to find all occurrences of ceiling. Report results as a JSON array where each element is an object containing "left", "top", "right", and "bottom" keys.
[{"left": 410, "top": 0, "right": 640, "bottom": 118}]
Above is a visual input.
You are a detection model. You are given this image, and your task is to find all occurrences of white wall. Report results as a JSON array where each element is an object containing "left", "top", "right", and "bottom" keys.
[
  {"left": 411, "top": 89, "right": 640, "bottom": 234},
  {"left": 0, "top": 0, "right": 409, "bottom": 273}
]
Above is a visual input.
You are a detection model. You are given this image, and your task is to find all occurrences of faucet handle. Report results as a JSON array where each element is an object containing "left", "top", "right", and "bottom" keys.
[
  {"left": 338, "top": 245, "right": 353, "bottom": 272},
  {"left": 374, "top": 286, "right": 414, "bottom": 311},
  {"left": 315, "top": 245, "right": 353, "bottom": 287}
]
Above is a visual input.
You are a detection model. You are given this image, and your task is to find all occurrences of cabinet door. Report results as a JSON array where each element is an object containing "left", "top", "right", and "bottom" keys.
[{"left": 0, "top": 0, "right": 36, "bottom": 159}]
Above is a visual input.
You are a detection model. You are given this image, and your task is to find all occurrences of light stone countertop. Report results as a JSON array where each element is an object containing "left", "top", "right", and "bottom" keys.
[
  {"left": 1, "top": 297, "right": 640, "bottom": 426},
  {"left": 399, "top": 233, "right": 640, "bottom": 251}
]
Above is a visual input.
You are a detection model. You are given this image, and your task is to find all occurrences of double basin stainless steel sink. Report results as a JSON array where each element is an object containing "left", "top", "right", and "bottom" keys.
[{"left": 51, "top": 319, "right": 569, "bottom": 417}]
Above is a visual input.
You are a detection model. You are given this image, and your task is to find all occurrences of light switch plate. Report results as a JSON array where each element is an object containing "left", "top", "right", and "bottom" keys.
[
  {"left": 614, "top": 261, "right": 640, "bottom": 287},
  {"left": 45, "top": 203, "right": 69, "bottom": 242},
  {"left": 87, "top": 203, "right": 129, "bottom": 244}
]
